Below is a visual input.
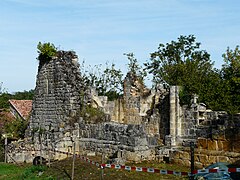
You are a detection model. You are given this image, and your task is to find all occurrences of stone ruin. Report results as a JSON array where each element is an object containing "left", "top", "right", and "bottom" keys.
[{"left": 8, "top": 50, "right": 240, "bottom": 168}]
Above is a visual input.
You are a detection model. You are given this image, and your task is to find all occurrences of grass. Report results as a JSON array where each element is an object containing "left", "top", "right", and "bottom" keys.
[
  {"left": 0, "top": 162, "right": 25, "bottom": 180},
  {"left": 0, "top": 157, "right": 190, "bottom": 180}
]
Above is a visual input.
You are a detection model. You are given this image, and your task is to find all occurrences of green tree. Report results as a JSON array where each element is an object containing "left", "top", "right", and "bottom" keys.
[
  {"left": 80, "top": 61, "right": 123, "bottom": 100},
  {"left": 221, "top": 46, "right": 240, "bottom": 114},
  {"left": 124, "top": 53, "right": 147, "bottom": 82},
  {"left": 0, "top": 90, "right": 34, "bottom": 109},
  {"left": 0, "top": 93, "right": 13, "bottom": 109},
  {"left": 144, "top": 35, "right": 216, "bottom": 105},
  {"left": 4, "top": 117, "right": 28, "bottom": 139},
  {"left": 0, "top": 82, "right": 4, "bottom": 95},
  {"left": 98, "top": 63, "right": 123, "bottom": 100}
]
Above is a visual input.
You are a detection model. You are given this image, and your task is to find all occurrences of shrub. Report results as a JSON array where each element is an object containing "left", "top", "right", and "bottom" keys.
[
  {"left": 80, "top": 105, "right": 106, "bottom": 123},
  {"left": 21, "top": 165, "right": 47, "bottom": 179},
  {"left": 37, "top": 42, "right": 57, "bottom": 62}
]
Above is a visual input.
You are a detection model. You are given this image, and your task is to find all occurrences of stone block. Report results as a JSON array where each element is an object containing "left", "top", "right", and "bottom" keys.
[
  {"left": 182, "top": 159, "right": 191, "bottom": 167},
  {"left": 233, "top": 142, "right": 240, "bottom": 153},
  {"left": 228, "top": 152, "right": 240, "bottom": 158},
  {"left": 217, "top": 156, "right": 229, "bottom": 162},
  {"left": 195, "top": 161, "right": 203, "bottom": 169},
  {"left": 222, "top": 141, "right": 231, "bottom": 151},
  {"left": 179, "top": 151, "right": 190, "bottom": 160},
  {"left": 198, "top": 154, "right": 208, "bottom": 165},
  {"left": 194, "top": 154, "right": 200, "bottom": 162},
  {"left": 217, "top": 141, "right": 224, "bottom": 151},
  {"left": 208, "top": 156, "right": 217, "bottom": 164},
  {"left": 207, "top": 140, "right": 218, "bottom": 150},
  {"left": 197, "top": 138, "right": 208, "bottom": 149},
  {"left": 212, "top": 134, "right": 225, "bottom": 141},
  {"left": 172, "top": 151, "right": 180, "bottom": 159},
  {"left": 171, "top": 158, "right": 183, "bottom": 165}
]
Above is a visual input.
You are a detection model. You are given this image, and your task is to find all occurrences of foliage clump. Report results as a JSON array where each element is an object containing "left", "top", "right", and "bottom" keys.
[
  {"left": 4, "top": 117, "right": 28, "bottom": 139},
  {"left": 144, "top": 35, "right": 218, "bottom": 109},
  {"left": 21, "top": 165, "right": 49, "bottom": 179},
  {"left": 144, "top": 35, "right": 240, "bottom": 113},
  {"left": 80, "top": 61, "right": 124, "bottom": 101},
  {"left": 79, "top": 105, "right": 106, "bottom": 123},
  {"left": 37, "top": 42, "right": 57, "bottom": 62},
  {"left": 0, "top": 90, "right": 34, "bottom": 109},
  {"left": 221, "top": 45, "right": 240, "bottom": 114}
]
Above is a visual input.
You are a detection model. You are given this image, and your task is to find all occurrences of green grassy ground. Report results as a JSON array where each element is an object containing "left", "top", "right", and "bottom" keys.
[
  {"left": 0, "top": 158, "right": 190, "bottom": 180},
  {"left": 0, "top": 162, "right": 26, "bottom": 180}
]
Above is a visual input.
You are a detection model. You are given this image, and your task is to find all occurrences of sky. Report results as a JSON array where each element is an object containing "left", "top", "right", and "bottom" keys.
[{"left": 0, "top": 0, "right": 240, "bottom": 93}]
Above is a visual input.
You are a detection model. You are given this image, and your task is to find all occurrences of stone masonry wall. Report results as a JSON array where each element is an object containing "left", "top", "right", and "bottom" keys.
[
  {"left": 76, "top": 121, "right": 157, "bottom": 162},
  {"left": 170, "top": 112, "right": 240, "bottom": 168},
  {"left": 28, "top": 51, "right": 84, "bottom": 143},
  {"left": 123, "top": 73, "right": 142, "bottom": 124}
]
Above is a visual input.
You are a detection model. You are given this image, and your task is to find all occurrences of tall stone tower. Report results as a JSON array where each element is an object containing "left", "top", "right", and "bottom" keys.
[{"left": 28, "top": 51, "right": 84, "bottom": 143}]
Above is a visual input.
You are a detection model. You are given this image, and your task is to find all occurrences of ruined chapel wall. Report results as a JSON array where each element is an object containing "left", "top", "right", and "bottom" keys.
[
  {"left": 29, "top": 51, "right": 84, "bottom": 140},
  {"left": 170, "top": 110, "right": 240, "bottom": 168},
  {"left": 102, "top": 99, "right": 125, "bottom": 123}
]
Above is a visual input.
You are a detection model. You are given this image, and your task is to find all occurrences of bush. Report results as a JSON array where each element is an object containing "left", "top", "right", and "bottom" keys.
[
  {"left": 80, "top": 105, "right": 106, "bottom": 123},
  {"left": 37, "top": 42, "right": 57, "bottom": 62},
  {"left": 4, "top": 118, "right": 28, "bottom": 139},
  {"left": 21, "top": 165, "right": 47, "bottom": 179}
]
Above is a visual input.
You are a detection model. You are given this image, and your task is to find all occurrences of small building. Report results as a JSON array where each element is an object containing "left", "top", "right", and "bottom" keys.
[{"left": 9, "top": 100, "right": 32, "bottom": 120}]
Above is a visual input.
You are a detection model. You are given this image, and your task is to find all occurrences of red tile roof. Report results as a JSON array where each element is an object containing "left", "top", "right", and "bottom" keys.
[{"left": 9, "top": 100, "right": 32, "bottom": 120}]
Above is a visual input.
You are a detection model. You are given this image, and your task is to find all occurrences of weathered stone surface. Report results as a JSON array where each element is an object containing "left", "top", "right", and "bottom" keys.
[
  {"left": 28, "top": 51, "right": 85, "bottom": 142},
  {"left": 217, "top": 156, "right": 229, "bottom": 162},
  {"left": 207, "top": 140, "right": 218, "bottom": 151},
  {"left": 208, "top": 156, "right": 217, "bottom": 164},
  {"left": 195, "top": 162, "right": 203, "bottom": 169},
  {"left": 222, "top": 141, "right": 232, "bottom": 151},
  {"left": 198, "top": 154, "right": 208, "bottom": 165},
  {"left": 179, "top": 151, "right": 190, "bottom": 160},
  {"left": 197, "top": 138, "right": 208, "bottom": 149}
]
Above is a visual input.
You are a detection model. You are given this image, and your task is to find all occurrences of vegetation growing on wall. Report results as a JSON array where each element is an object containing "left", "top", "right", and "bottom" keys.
[
  {"left": 125, "top": 52, "right": 147, "bottom": 83},
  {"left": 37, "top": 42, "right": 57, "bottom": 62},
  {"left": 80, "top": 61, "right": 124, "bottom": 101},
  {"left": 79, "top": 105, "right": 106, "bottom": 123}
]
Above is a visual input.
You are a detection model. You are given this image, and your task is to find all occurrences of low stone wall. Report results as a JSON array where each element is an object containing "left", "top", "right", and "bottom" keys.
[
  {"left": 170, "top": 134, "right": 240, "bottom": 169},
  {"left": 197, "top": 137, "right": 240, "bottom": 153},
  {"left": 9, "top": 121, "right": 159, "bottom": 163},
  {"left": 76, "top": 121, "right": 158, "bottom": 162},
  {"left": 170, "top": 148, "right": 240, "bottom": 169}
]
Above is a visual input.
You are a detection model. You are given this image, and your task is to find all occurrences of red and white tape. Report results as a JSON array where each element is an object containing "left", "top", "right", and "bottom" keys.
[
  {"left": 101, "top": 163, "right": 189, "bottom": 176},
  {"left": 53, "top": 149, "right": 188, "bottom": 176},
  {"left": 193, "top": 168, "right": 240, "bottom": 174}
]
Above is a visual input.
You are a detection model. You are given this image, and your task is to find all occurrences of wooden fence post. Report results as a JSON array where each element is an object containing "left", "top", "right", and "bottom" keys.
[
  {"left": 71, "top": 142, "right": 76, "bottom": 180},
  {"left": 101, "top": 149, "right": 104, "bottom": 180},
  {"left": 190, "top": 141, "right": 195, "bottom": 180},
  {"left": 40, "top": 134, "right": 43, "bottom": 165},
  {"left": 4, "top": 137, "right": 7, "bottom": 163},
  {"left": 48, "top": 148, "right": 51, "bottom": 167}
]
